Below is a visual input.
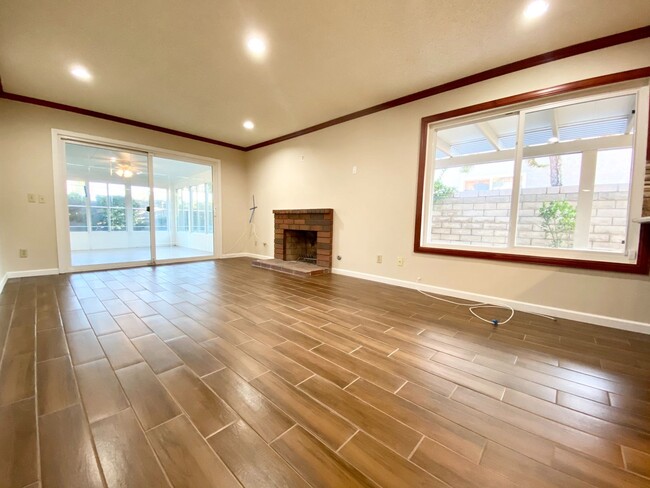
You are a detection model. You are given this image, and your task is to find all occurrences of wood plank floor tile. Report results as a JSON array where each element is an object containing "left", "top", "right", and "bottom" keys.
[
  {"left": 238, "top": 339, "right": 312, "bottom": 385},
  {"left": 313, "top": 344, "right": 405, "bottom": 392},
  {"left": 114, "top": 313, "right": 152, "bottom": 338},
  {"left": 271, "top": 426, "right": 378, "bottom": 488},
  {"left": 0, "top": 398, "right": 38, "bottom": 488},
  {"left": 228, "top": 317, "right": 285, "bottom": 346},
  {"left": 346, "top": 378, "right": 486, "bottom": 463},
  {"left": 398, "top": 381, "right": 556, "bottom": 465},
  {"left": 551, "top": 446, "right": 648, "bottom": 488},
  {"left": 503, "top": 388, "right": 650, "bottom": 452},
  {"left": 37, "top": 355, "right": 79, "bottom": 415},
  {"left": 479, "top": 441, "right": 591, "bottom": 488},
  {"left": 208, "top": 419, "right": 309, "bottom": 488},
  {"left": 75, "top": 358, "right": 130, "bottom": 423},
  {"left": 396, "top": 350, "right": 506, "bottom": 399},
  {"left": 274, "top": 340, "right": 358, "bottom": 388},
  {"left": 159, "top": 366, "right": 237, "bottom": 437},
  {"left": 202, "top": 367, "right": 294, "bottom": 442},
  {"left": 4, "top": 326, "right": 34, "bottom": 358},
  {"left": 251, "top": 372, "right": 355, "bottom": 450},
  {"left": 557, "top": 390, "right": 650, "bottom": 434},
  {"left": 91, "top": 408, "right": 170, "bottom": 488},
  {"left": 299, "top": 375, "right": 422, "bottom": 457},
  {"left": 102, "top": 298, "right": 132, "bottom": 316},
  {"left": 116, "top": 362, "right": 182, "bottom": 430},
  {"left": 125, "top": 299, "right": 157, "bottom": 318},
  {"left": 80, "top": 297, "right": 107, "bottom": 315},
  {"left": 131, "top": 334, "right": 183, "bottom": 373},
  {"left": 169, "top": 316, "right": 216, "bottom": 342},
  {"left": 61, "top": 309, "right": 91, "bottom": 333},
  {"left": 141, "top": 314, "right": 184, "bottom": 340},
  {"left": 452, "top": 386, "right": 624, "bottom": 467},
  {"left": 411, "top": 437, "right": 517, "bottom": 488},
  {"left": 36, "top": 327, "right": 68, "bottom": 362},
  {"left": 39, "top": 404, "right": 104, "bottom": 488},
  {"left": 165, "top": 335, "right": 224, "bottom": 376},
  {"left": 622, "top": 446, "right": 650, "bottom": 478},
  {"left": 352, "top": 346, "right": 456, "bottom": 397},
  {"left": 0, "top": 352, "right": 34, "bottom": 406},
  {"left": 147, "top": 415, "right": 242, "bottom": 488},
  {"left": 67, "top": 329, "right": 105, "bottom": 365},
  {"left": 88, "top": 311, "right": 121, "bottom": 336},
  {"left": 199, "top": 319, "right": 252, "bottom": 345},
  {"left": 98, "top": 331, "right": 143, "bottom": 370},
  {"left": 433, "top": 352, "right": 557, "bottom": 401},
  {"left": 259, "top": 320, "right": 322, "bottom": 349},
  {"left": 339, "top": 431, "right": 444, "bottom": 488},
  {"left": 285, "top": 320, "right": 360, "bottom": 352},
  {"left": 202, "top": 337, "right": 267, "bottom": 381},
  {"left": 322, "top": 323, "right": 397, "bottom": 355}
]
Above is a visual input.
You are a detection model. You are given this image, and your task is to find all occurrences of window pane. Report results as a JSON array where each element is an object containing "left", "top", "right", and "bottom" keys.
[
  {"left": 67, "top": 181, "right": 86, "bottom": 205},
  {"left": 110, "top": 208, "right": 126, "bottom": 231},
  {"left": 68, "top": 207, "right": 87, "bottom": 232},
  {"left": 206, "top": 184, "right": 213, "bottom": 233},
  {"left": 516, "top": 154, "right": 581, "bottom": 248},
  {"left": 132, "top": 186, "right": 150, "bottom": 231},
  {"left": 89, "top": 182, "right": 108, "bottom": 207},
  {"left": 154, "top": 188, "right": 168, "bottom": 231},
  {"left": 588, "top": 148, "right": 633, "bottom": 252},
  {"left": 517, "top": 93, "right": 636, "bottom": 252},
  {"left": 91, "top": 208, "right": 108, "bottom": 231},
  {"left": 108, "top": 184, "right": 126, "bottom": 207},
  {"left": 429, "top": 114, "right": 518, "bottom": 247}
]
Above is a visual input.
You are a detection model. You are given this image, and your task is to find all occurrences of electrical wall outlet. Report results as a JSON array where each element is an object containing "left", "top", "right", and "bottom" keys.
[
  {"left": 376, "top": 255, "right": 382, "bottom": 264},
  {"left": 38, "top": 195, "right": 46, "bottom": 204},
  {"left": 397, "top": 257, "right": 404, "bottom": 266},
  {"left": 19, "top": 249, "right": 28, "bottom": 258},
  {"left": 27, "top": 193, "right": 37, "bottom": 203}
]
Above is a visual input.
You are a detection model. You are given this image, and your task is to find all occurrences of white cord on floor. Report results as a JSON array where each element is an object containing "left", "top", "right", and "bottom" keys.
[{"left": 417, "top": 289, "right": 556, "bottom": 325}]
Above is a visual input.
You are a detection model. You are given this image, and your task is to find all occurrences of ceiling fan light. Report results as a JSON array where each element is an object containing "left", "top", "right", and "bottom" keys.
[
  {"left": 115, "top": 168, "right": 124, "bottom": 177},
  {"left": 123, "top": 169, "right": 134, "bottom": 178}
]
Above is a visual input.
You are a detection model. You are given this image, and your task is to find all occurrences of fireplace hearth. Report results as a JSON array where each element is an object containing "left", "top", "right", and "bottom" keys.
[{"left": 252, "top": 208, "right": 333, "bottom": 276}]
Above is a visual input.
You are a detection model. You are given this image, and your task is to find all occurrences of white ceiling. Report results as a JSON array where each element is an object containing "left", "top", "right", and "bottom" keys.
[{"left": 1, "top": 1, "right": 648, "bottom": 148}]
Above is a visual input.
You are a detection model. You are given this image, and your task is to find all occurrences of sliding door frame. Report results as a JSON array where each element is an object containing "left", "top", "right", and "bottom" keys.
[{"left": 52, "top": 129, "right": 223, "bottom": 273}]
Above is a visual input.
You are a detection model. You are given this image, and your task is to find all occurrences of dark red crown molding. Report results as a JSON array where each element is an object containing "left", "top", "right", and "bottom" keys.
[{"left": 0, "top": 26, "right": 648, "bottom": 152}]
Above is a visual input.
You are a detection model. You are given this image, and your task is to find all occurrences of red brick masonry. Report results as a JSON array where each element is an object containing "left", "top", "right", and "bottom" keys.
[{"left": 273, "top": 208, "right": 333, "bottom": 268}]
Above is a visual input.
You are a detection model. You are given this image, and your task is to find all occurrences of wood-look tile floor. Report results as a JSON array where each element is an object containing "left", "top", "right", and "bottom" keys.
[{"left": 1, "top": 257, "right": 649, "bottom": 488}]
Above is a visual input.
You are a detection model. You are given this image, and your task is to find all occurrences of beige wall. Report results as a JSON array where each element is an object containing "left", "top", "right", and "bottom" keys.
[
  {"left": 245, "top": 39, "right": 650, "bottom": 325},
  {"left": 0, "top": 100, "right": 249, "bottom": 275}
]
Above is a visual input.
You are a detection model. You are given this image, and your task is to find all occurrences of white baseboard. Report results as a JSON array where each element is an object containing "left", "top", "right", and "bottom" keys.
[
  {"left": 331, "top": 267, "right": 650, "bottom": 335},
  {"left": 0, "top": 273, "right": 7, "bottom": 295},
  {"left": 221, "top": 253, "right": 272, "bottom": 260},
  {"left": 6, "top": 268, "right": 60, "bottom": 279}
]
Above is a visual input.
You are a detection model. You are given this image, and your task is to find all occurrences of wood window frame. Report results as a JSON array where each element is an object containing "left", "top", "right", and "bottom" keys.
[{"left": 414, "top": 68, "right": 650, "bottom": 274}]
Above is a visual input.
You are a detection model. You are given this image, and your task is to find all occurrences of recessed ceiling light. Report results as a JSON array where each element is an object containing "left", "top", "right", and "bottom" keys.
[
  {"left": 70, "top": 64, "right": 93, "bottom": 82},
  {"left": 243, "top": 120, "right": 255, "bottom": 130},
  {"left": 246, "top": 36, "right": 267, "bottom": 57},
  {"left": 524, "top": 0, "right": 549, "bottom": 19}
]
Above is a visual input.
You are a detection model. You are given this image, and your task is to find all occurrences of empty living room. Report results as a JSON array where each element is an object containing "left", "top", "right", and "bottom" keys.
[{"left": 1, "top": 1, "right": 650, "bottom": 487}]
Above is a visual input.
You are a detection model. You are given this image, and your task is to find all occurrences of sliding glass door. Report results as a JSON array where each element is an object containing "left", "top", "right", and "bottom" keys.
[
  {"left": 65, "top": 142, "right": 152, "bottom": 267},
  {"left": 59, "top": 136, "right": 217, "bottom": 271},
  {"left": 152, "top": 156, "right": 214, "bottom": 262}
]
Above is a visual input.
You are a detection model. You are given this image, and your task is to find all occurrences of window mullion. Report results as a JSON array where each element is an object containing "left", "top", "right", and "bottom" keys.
[{"left": 507, "top": 112, "right": 526, "bottom": 248}]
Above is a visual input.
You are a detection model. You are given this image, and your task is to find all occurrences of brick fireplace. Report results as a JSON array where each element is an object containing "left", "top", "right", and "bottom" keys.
[{"left": 274, "top": 208, "right": 333, "bottom": 268}]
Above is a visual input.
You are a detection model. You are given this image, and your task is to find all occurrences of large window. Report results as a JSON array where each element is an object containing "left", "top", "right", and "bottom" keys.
[{"left": 417, "top": 84, "right": 648, "bottom": 272}]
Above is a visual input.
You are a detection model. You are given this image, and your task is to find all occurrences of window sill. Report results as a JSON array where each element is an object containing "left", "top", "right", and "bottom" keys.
[{"left": 414, "top": 224, "right": 649, "bottom": 274}]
